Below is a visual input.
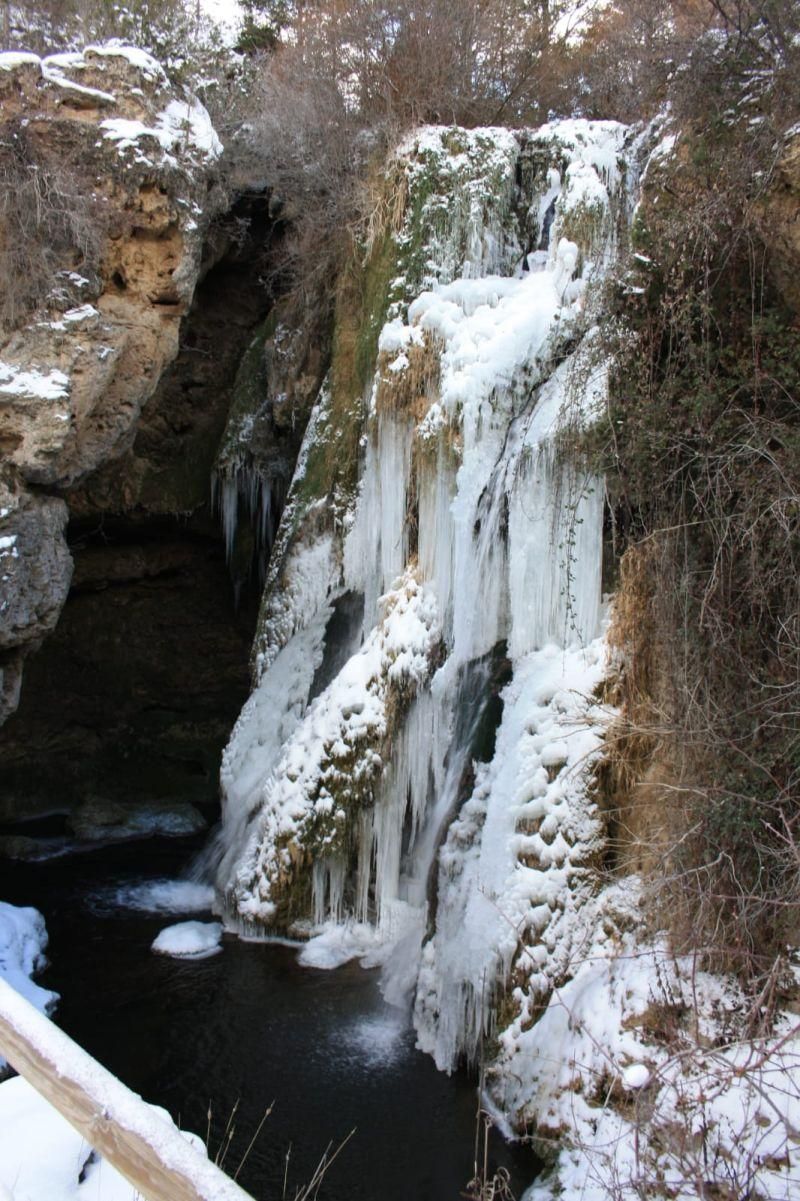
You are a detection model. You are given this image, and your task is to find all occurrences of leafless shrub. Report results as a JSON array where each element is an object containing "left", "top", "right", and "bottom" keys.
[
  {"left": 590, "top": 8, "right": 800, "bottom": 989},
  {"left": 0, "top": 123, "right": 103, "bottom": 330}
]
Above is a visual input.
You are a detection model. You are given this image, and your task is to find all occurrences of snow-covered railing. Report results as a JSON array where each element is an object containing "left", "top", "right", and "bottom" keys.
[{"left": 0, "top": 977, "right": 257, "bottom": 1201}]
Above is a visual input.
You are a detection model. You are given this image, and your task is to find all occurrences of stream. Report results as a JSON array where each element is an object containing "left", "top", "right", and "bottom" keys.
[{"left": 2, "top": 833, "right": 538, "bottom": 1200}]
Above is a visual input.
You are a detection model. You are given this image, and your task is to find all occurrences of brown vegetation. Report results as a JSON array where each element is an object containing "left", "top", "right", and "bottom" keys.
[
  {"left": 0, "top": 123, "right": 102, "bottom": 329},
  {"left": 592, "top": 1, "right": 800, "bottom": 990}
]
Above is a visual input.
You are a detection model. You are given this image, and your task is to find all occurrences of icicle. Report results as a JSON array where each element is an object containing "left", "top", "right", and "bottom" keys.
[
  {"left": 508, "top": 448, "right": 603, "bottom": 658},
  {"left": 212, "top": 461, "right": 281, "bottom": 578},
  {"left": 355, "top": 808, "right": 375, "bottom": 923},
  {"left": 313, "top": 856, "right": 347, "bottom": 924},
  {"left": 344, "top": 412, "right": 414, "bottom": 629}
]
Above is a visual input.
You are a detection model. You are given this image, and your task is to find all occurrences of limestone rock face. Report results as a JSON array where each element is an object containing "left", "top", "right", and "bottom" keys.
[
  {"left": 0, "top": 43, "right": 223, "bottom": 719},
  {"left": 0, "top": 485, "right": 73, "bottom": 723}
]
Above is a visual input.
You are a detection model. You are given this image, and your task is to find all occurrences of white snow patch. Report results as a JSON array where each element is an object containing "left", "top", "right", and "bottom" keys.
[
  {"left": 0, "top": 1075, "right": 206, "bottom": 1201},
  {"left": 85, "top": 42, "right": 167, "bottom": 81},
  {"left": 0, "top": 51, "right": 41, "bottom": 70},
  {"left": 516, "top": 919, "right": 800, "bottom": 1201},
  {"left": 63, "top": 304, "right": 99, "bottom": 324},
  {"left": 0, "top": 362, "right": 69, "bottom": 401},
  {"left": 622, "top": 1062, "right": 651, "bottom": 1089},
  {"left": 101, "top": 99, "right": 222, "bottom": 163}
]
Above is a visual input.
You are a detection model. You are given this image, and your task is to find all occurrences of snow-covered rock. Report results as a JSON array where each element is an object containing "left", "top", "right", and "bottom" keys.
[
  {"left": 0, "top": 902, "right": 58, "bottom": 1071},
  {"left": 151, "top": 920, "right": 223, "bottom": 959}
]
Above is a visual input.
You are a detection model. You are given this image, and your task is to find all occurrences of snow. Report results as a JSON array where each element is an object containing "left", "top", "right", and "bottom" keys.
[
  {"left": 231, "top": 572, "right": 440, "bottom": 926},
  {"left": 0, "top": 362, "right": 69, "bottom": 401},
  {"left": 0, "top": 40, "right": 223, "bottom": 169},
  {"left": 622, "top": 1063, "right": 651, "bottom": 1089},
  {"left": 63, "top": 305, "right": 99, "bottom": 324},
  {"left": 0, "top": 904, "right": 58, "bottom": 1070},
  {"left": 0, "top": 1076, "right": 137, "bottom": 1200},
  {"left": 217, "top": 598, "right": 334, "bottom": 892},
  {"left": 41, "top": 58, "right": 116, "bottom": 103},
  {"left": 415, "top": 635, "right": 612, "bottom": 1069},
  {"left": 151, "top": 921, "right": 222, "bottom": 959},
  {"left": 85, "top": 42, "right": 167, "bottom": 82},
  {"left": 219, "top": 121, "right": 623, "bottom": 977},
  {"left": 0, "top": 52, "right": 40, "bottom": 70},
  {"left": 0, "top": 974, "right": 255, "bottom": 1201},
  {"left": 0, "top": 44, "right": 165, "bottom": 103},
  {"left": 509, "top": 903, "right": 800, "bottom": 1201},
  {"left": 298, "top": 921, "right": 387, "bottom": 970},
  {"left": 217, "top": 121, "right": 645, "bottom": 1156},
  {"left": 0, "top": 1076, "right": 207, "bottom": 1201},
  {"left": 101, "top": 98, "right": 222, "bottom": 164}
]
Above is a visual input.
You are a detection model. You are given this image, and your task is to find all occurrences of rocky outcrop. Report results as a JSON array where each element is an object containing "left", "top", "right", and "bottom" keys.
[
  {"left": 0, "top": 42, "right": 223, "bottom": 718},
  {"left": 70, "top": 191, "right": 278, "bottom": 519},
  {"left": 0, "top": 488, "right": 71, "bottom": 722}
]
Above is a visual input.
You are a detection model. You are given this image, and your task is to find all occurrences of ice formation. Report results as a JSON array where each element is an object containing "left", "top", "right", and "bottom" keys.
[
  {"left": 208, "top": 114, "right": 800, "bottom": 1197},
  {"left": 0, "top": 902, "right": 58, "bottom": 1070},
  {"left": 214, "top": 120, "right": 630, "bottom": 1076}
]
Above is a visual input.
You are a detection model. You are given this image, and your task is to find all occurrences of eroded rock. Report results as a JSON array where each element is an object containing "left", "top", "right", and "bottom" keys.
[{"left": 0, "top": 43, "right": 224, "bottom": 719}]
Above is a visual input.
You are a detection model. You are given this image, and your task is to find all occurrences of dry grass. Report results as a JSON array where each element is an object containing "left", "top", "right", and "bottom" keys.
[
  {"left": 0, "top": 125, "right": 103, "bottom": 329},
  {"left": 374, "top": 331, "right": 443, "bottom": 421}
]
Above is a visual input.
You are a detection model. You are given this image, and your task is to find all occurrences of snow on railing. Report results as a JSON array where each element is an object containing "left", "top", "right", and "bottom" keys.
[{"left": 0, "top": 977, "right": 256, "bottom": 1201}]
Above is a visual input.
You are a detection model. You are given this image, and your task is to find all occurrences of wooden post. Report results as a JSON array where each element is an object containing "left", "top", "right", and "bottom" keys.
[{"left": 0, "top": 977, "right": 259, "bottom": 1201}]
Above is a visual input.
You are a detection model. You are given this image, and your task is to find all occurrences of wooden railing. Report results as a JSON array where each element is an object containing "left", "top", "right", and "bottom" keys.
[{"left": 0, "top": 976, "right": 258, "bottom": 1201}]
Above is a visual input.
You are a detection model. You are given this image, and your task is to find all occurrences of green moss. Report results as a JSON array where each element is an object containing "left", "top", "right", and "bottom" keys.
[
  {"left": 294, "top": 224, "right": 399, "bottom": 516},
  {"left": 216, "top": 316, "right": 270, "bottom": 471}
]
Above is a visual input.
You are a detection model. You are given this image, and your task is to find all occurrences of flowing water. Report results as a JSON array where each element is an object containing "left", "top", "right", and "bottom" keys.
[{"left": 2, "top": 835, "right": 538, "bottom": 1200}]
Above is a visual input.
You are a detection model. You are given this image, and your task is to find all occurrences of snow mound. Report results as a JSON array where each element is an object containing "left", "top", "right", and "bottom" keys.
[{"left": 151, "top": 921, "right": 222, "bottom": 959}]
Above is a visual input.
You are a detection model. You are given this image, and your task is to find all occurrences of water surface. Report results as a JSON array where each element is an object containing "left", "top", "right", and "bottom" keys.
[{"left": 3, "top": 838, "right": 537, "bottom": 1200}]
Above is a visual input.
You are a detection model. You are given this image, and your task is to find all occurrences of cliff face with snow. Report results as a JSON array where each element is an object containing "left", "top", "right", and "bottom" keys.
[{"left": 0, "top": 43, "right": 222, "bottom": 721}]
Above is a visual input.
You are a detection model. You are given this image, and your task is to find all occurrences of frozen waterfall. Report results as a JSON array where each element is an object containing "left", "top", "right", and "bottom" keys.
[{"left": 214, "top": 120, "right": 630, "bottom": 1069}]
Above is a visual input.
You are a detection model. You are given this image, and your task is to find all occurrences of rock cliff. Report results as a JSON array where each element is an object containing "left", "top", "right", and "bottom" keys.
[{"left": 0, "top": 42, "right": 222, "bottom": 719}]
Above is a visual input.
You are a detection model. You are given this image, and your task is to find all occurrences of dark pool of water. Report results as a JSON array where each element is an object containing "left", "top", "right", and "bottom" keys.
[{"left": 2, "top": 837, "right": 537, "bottom": 1200}]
